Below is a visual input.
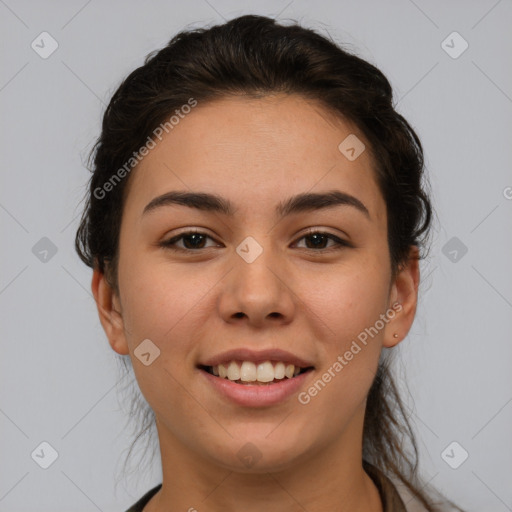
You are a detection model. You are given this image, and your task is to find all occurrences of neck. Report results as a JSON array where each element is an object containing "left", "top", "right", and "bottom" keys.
[{"left": 145, "top": 410, "right": 383, "bottom": 512}]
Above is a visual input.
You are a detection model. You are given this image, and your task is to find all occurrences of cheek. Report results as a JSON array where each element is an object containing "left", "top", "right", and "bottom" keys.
[
  {"left": 316, "top": 258, "right": 390, "bottom": 344},
  {"left": 301, "top": 261, "right": 388, "bottom": 397},
  {"left": 119, "top": 259, "right": 209, "bottom": 427},
  {"left": 297, "top": 267, "right": 387, "bottom": 425},
  {"left": 118, "top": 252, "right": 221, "bottom": 365},
  {"left": 316, "top": 281, "right": 384, "bottom": 393},
  {"left": 306, "top": 256, "right": 389, "bottom": 404},
  {"left": 117, "top": 253, "right": 184, "bottom": 345}
]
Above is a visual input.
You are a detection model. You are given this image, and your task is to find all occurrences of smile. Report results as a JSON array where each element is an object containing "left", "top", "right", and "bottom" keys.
[
  {"left": 197, "top": 348, "right": 315, "bottom": 406},
  {"left": 200, "top": 360, "right": 314, "bottom": 385}
]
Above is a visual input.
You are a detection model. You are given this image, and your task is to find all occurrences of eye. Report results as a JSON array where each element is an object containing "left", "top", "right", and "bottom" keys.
[
  {"left": 160, "top": 229, "right": 351, "bottom": 252},
  {"left": 159, "top": 230, "right": 219, "bottom": 251},
  {"left": 293, "top": 230, "right": 351, "bottom": 251}
]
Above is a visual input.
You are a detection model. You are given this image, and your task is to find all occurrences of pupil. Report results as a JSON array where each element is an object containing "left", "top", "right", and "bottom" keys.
[
  {"left": 184, "top": 234, "right": 205, "bottom": 249},
  {"left": 306, "top": 234, "right": 326, "bottom": 249}
]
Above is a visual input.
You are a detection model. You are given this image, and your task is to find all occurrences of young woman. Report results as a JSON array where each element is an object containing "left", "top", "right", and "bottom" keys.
[{"left": 75, "top": 14, "right": 465, "bottom": 512}]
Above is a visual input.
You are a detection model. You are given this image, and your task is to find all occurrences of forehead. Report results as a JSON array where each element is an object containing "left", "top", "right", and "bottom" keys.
[{"left": 124, "top": 94, "right": 387, "bottom": 225}]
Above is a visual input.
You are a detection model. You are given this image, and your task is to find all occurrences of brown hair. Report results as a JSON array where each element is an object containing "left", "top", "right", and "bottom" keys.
[{"left": 76, "top": 14, "right": 462, "bottom": 510}]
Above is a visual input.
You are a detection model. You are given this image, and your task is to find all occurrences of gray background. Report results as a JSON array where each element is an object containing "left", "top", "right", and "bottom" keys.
[{"left": 1, "top": 0, "right": 511, "bottom": 510}]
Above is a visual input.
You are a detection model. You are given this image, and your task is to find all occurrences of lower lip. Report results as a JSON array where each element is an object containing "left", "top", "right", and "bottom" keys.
[{"left": 199, "top": 368, "right": 313, "bottom": 407}]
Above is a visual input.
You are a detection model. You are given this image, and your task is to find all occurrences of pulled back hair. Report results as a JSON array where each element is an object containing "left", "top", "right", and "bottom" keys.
[{"left": 75, "top": 14, "right": 462, "bottom": 511}]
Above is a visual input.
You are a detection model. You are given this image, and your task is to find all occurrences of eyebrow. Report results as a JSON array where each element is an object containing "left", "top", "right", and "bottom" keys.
[{"left": 142, "top": 190, "right": 370, "bottom": 220}]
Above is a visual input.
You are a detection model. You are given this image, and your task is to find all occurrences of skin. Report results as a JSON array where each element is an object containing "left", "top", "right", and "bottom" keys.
[{"left": 92, "top": 94, "right": 419, "bottom": 512}]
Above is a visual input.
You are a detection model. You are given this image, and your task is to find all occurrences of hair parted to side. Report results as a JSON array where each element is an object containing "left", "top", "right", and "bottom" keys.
[{"left": 75, "top": 14, "right": 462, "bottom": 510}]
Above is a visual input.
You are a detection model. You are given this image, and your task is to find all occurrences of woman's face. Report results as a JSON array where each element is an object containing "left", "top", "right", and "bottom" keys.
[{"left": 94, "top": 94, "right": 418, "bottom": 472}]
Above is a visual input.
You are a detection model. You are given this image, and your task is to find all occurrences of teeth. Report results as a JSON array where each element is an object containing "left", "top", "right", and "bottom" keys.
[
  {"left": 240, "top": 361, "right": 257, "bottom": 382},
  {"left": 285, "top": 364, "right": 295, "bottom": 379},
  {"left": 212, "top": 361, "right": 305, "bottom": 383},
  {"left": 218, "top": 364, "right": 227, "bottom": 379},
  {"left": 256, "top": 361, "right": 275, "bottom": 382},
  {"left": 227, "top": 361, "right": 240, "bottom": 380},
  {"left": 274, "top": 362, "right": 285, "bottom": 379}
]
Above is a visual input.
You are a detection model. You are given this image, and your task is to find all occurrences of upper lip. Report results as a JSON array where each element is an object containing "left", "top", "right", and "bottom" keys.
[{"left": 200, "top": 348, "right": 314, "bottom": 368}]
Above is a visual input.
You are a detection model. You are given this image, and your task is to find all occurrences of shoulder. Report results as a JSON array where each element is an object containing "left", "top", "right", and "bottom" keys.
[
  {"left": 391, "top": 477, "right": 461, "bottom": 512},
  {"left": 364, "top": 461, "right": 459, "bottom": 512},
  {"left": 364, "top": 461, "right": 463, "bottom": 512},
  {"left": 124, "top": 484, "right": 162, "bottom": 512}
]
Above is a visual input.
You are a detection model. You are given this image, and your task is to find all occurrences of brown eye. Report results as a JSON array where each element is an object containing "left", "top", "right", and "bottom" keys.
[
  {"left": 160, "top": 231, "right": 218, "bottom": 251},
  {"left": 159, "top": 229, "right": 351, "bottom": 253},
  {"left": 294, "top": 231, "right": 351, "bottom": 251}
]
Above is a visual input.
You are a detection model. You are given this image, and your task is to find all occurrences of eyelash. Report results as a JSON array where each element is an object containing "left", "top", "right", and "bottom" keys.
[{"left": 159, "top": 229, "right": 351, "bottom": 253}]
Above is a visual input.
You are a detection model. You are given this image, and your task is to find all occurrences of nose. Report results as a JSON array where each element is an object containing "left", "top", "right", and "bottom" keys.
[{"left": 217, "top": 241, "right": 296, "bottom": 328}]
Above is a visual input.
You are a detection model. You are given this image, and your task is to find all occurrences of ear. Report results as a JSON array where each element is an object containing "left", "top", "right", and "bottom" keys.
[
  {"left": 383, "top": 246, "right": 420, "bottom": 348},
  {"left": 91, "top": 268, "right": 129, "bottom": 355}
]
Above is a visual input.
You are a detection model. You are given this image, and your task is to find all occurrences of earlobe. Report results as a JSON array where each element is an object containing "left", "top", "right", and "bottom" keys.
[
  {"left": 91, "top": 269, "right": 130, "bottom": 355},
  {"left": 383, "top": 246, "right": 420, "bottom": 348}
]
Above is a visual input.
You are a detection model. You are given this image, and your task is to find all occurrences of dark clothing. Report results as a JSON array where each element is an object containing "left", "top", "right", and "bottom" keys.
[{"left": 125, "top": 483, "right": 162, "bottom": 512}]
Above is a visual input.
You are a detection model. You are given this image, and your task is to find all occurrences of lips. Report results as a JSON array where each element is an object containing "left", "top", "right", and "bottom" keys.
[{"left": 199, "top": 364, "right": 314, "bottom": 407}]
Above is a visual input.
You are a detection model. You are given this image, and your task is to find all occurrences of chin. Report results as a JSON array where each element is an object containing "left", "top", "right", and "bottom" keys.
[{"left": 203, "top": 430, "right": 315, "bottom": 474}]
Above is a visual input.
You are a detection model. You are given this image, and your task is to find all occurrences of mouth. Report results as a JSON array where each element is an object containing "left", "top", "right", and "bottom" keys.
[
  {"left": 197, "top": 348, "right": 315, "bottom": 406},
  {"left": 198, "top": 361, "right": 314, "bottom": 385}
]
